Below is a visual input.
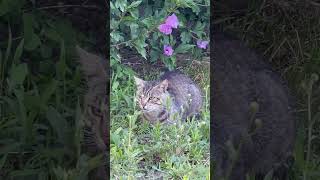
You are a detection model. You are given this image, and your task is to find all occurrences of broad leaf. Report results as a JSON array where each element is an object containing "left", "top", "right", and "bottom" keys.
[{"left": 175, "top": 44, "right": 195, "bottom": 54}]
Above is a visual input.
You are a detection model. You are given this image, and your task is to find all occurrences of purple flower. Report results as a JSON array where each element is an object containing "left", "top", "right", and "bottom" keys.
[
  {"left": 158, "top": 24, "right": 172, "bottom": 35},
  {"left": 165, "top": 13, "right": 179, "bottom": 29},
  {"left": 163, "top": 45, "right": 174, "bottom": 56},
  {"left": 197, "top": 40, "right": 209, "bottom": 49},
  {"left": 158, "top": 14, "right": 179, "bottom": 35}
]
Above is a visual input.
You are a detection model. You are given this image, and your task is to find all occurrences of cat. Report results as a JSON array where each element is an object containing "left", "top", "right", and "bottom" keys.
[
  {"left": 134, "top": 70, "right": 203, "bottom": 124},
  {"left": 212, "top": 33, "right": 296, "bottom": 180},
  {"left": 76, "top": 46, "right": 108, "bottom": 180}
]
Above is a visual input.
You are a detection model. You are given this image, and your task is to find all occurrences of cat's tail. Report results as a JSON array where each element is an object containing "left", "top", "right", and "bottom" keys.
[{"left": 76, "top": 46, "right": 108, "bottom": 180}]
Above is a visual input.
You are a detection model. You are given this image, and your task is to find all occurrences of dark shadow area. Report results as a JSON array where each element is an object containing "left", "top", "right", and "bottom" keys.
[
  {"left": 212, "top": 0, "right": 320, "bottom": 179},
  {"left": 0, "top": 1, "right": 108, "bottom": 179}
]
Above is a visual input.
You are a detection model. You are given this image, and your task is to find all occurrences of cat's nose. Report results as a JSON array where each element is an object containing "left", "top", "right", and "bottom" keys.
[
  {"left": 142, "top": 103, "right": 147, "bottom": 110},
  {"left": 140, "top": 101, "right": 147, "bottom": 109}
]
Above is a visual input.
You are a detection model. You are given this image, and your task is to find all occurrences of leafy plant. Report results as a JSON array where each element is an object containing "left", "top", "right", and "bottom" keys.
[
  {"left": 0, "top": 0, "right": 104, "bottom": 179},
  {"left": 110, "top": 0, "right": 210, "bottom": 70}
]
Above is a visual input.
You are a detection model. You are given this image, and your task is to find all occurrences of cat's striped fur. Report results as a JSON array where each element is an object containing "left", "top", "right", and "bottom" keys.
[
  {"left": 134, "top": 71, "right": 202, "bottom": 124},
  {"left": 76, "top": 46, "right": 108, "bottom": 180}
]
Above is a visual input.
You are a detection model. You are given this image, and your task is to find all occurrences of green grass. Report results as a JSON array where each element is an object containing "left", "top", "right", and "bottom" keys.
[
  {"left": 110, "top": 61, "right": 210, "bottom": 179},
  {"left": 0, "top": 2, "right": 105, "bottom": 178}
]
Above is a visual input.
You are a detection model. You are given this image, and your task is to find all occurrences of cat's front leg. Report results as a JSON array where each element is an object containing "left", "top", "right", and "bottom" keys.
[{"left": 164, "top": 106, "right": 184, "bottom": 124}]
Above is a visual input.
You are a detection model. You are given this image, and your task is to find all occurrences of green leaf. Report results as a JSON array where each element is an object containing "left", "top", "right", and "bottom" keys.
[
  {"left": 0, "top": 97, "right": 18, "bottom": 114},
  {"left": 40, "top": 79, "right": 58, "bottom": 106},
  {"left": 24, "top": 93, "right": 41, "bottom": 110},
  {"left": 4, "top": 25, "right": 12, "bottom": 65},
  {"left": 0, "top": 0, "right": 9, "bottom": 16},
  {"left": 13, "top": 88, "right": 28, "bottom": 142},
  {"left": 112, "top": 81, "right": 119, "bottom": 90},
  {"left": 127, "top": 1, "right": 142, "bottom": 10},
  {"left": 122, "top": 16, "right": 136, "bottom": 23},
  {"left": 10, "top": 169, "right": 41, "bottom": 177},
  {"left": 133, "top": 37, "right": 147, "bottom": 59},
  {"left": 150, "top": 49, "right": 160, "bottom": 63},
  {"left": 110, "top": 48, "right": 121, "bottom": 63},
  {"left": 9, "top": 63, "right": 28, "bottom": 86},
  {"left": 294, "top": 130, "right": 305, "bottom": 170},
  {"left": 0, "top": 0, "right": 25, "bottom": 16},
  {"left": 24, "top": 34, "right": 41, "bottom": 51},
  {"left": 46, "top": 106, "right": 67, "bottom": 142},
  {"left": 110, "top": 1, "right": 121, "bottom": 16},
  {"left": 54, "top": 19, "right": 77, "bottom": 44},
  {"left": 134, "top": 44, "right": 146, "bottom": 59},
  {"left": 115, "top": 0, "right": 127, "bottom": 12},
  {"left": 86, "top": 154, "right": 104, "bottom": 171},
  {"left": 111, "top": 18, "right": 120, "bottom": 30},
  {"left": 163, "top": 35, "right": 170, "bottom": 45},
  {"left": 110, "top": 1, "right": 115, "bottom": 10},
  {"left": 190, "top": 4, "right": 200, "bottom": 14},
  {"left": 175, "top": 44, "right": 195, "bottom": 54},
  {"left": 129, "top": 8, "right": 139, "bottom": 19},
  {"left": 13, "top": 38, "right": 24, "bottom": 64},
  {"left": 142, "top": 17, "right": 155, "bottom": 29},
  {"left": 111, "top": 128, "right": 122, "bottom": 146},
  {"left": 43, "top": 28, "right": 61, "bottom": 42},
  {"left": 193, "top": 22, "right": 206, "bottom": 38},
  {"left": 130, "top": 23, "right": 139, "bottom": 39},
  {"left": 110, "top": 31, "right": 124, "bottom": 43},
  {"left": 23, "top": 13, "right": 34, "bottom": 42},
  {"left": 176, "top": 0, "right": 196, "bottom": 9},
  {"left": 0, "top": 154, "right": 8, "bottom": 169},
  {"left": 180, "top": 32, "right": 191, "bottom": 44}
]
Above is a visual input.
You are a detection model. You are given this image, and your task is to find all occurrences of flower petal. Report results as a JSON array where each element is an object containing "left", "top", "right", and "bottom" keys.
[
  {"left": 165, "top": 14, "right": 179, "bottom": 29},
  {"left": 197, "top": 40, "right": 209, "bottom": 49},
  {"left": 158, "top": 24, "right": 173, "bottom": 35},
  {"left": 163, "top": 45, "right": 174, "bottom": 56}
]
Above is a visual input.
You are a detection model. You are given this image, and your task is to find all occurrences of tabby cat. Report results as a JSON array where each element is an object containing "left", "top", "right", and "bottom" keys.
[
  {"left": 76, "top": 46, "right": 108, "bottom": 180},
  {"left": 212, "top": 33, "right": 296, "bottom": 180},
  {"left": 134, "top": 71, "right": 202, "bottom": 124}
]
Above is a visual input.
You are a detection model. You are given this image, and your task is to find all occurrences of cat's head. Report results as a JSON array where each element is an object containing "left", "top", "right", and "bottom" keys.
[{"left": 134, "top": 76, "right": 171, "bottom": 120}]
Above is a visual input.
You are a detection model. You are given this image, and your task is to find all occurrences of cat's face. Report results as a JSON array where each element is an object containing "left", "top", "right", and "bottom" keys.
[{"left": 134, "top": 76, "right": 170, "bottom": 120}]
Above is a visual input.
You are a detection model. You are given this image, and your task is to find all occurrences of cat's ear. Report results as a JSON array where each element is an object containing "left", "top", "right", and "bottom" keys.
[
  {"left": 157, "top": 79, "right": 168, "bottom": 92},
  {"left": 134, "top": 76, "right": 145, "bottom": 88}
]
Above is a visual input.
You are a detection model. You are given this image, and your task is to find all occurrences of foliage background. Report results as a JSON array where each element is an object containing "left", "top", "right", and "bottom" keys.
[{"left": 0, "top": 0, "right": 107, "bottom": 179}]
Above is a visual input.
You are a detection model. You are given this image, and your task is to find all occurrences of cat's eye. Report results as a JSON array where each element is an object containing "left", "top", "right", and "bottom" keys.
[{"left": 149, "top": 97, "right": 159, "bottom": 101}]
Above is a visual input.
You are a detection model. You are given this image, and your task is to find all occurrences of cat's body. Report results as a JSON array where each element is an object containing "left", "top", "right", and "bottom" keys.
[
  {"left": 76, "top": 46, "right": 108, "bottom": 180},
  {"left": 134, "top": 71, "right": 202, "bottom": 124},
  {"left": 212, "top": 33, "right": 295, "bottom": 180}
]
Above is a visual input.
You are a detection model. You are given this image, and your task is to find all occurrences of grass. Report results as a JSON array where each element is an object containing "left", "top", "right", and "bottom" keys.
[
  {"left": 214, "top": 0, "right": 320, "bottom": 179},
  {"left": 110, "top": 59, "right": 210, "bottom": 179},
  {"left": 0, "top": 2, "right": 106, "bottom": 179}
]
